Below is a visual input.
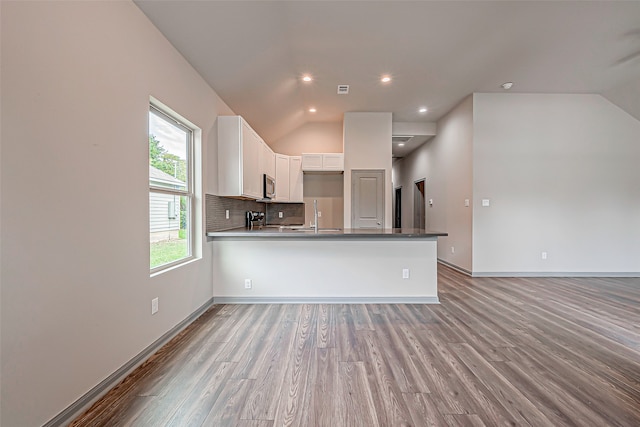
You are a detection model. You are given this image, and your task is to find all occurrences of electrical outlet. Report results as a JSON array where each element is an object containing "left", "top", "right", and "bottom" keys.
[
  {"left": 278, "top": 211, "right": 283, "bottom": 218},
  {"left": 225, "top": 210, "right": 230, "bottom": 219},
  {"left": 541, "top": 252, "right": 547, "bottom": 260},
  {"left": 318, "top": 211, "right": 322, "bottom": 218},
  {"left": 244, "top": 279, "right": 252, "bottom": 289},
  {"left": 482, "top": 199, "right": 490, "bottom": 207},
  {"left": 451, "top": 246, "right": 455, "bottom": 254},
  {"left": 402, "top": 268, "right": 410, "bottom": 279},
  {"left": 151, "top": 297, "right": 158, "bottom": 315}
]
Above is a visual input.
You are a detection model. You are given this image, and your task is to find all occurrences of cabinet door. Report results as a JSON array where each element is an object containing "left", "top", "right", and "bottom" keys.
[
  {"left": 267, "top": 146, "right": 276, "bottom": 179},
  {"left": 322, "top": 153, "right": 344, "bottom": 171},
  {"left": 258, "top": 140, "right": 275, "bottom": 179},
  {"left": 301, "top": 153, "right": 323, "bottom": 171},
  {"left": 241, "top": 123, "right": 261, "bottom": 198},
  {"left": 275, "top": 154, "right": 290, "bottom": 202},
  {"left": 289, "top": 156, "right": 303, "bottom": 203}
]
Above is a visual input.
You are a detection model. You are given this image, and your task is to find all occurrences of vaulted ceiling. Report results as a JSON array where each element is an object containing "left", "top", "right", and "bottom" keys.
[{"left": 135, "top": 1, "right": 640, "bottom": 152}]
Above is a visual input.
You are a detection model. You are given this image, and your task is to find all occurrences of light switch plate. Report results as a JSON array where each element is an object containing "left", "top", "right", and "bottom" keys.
[
  {"left": 278, "top": 212, "right": 283, "bottom": 218},
  {"left": 482, "top": 199, "right": 490, "bottom": 207},
  {"left": 464, "top": 199, "right": 470, "bottom": 207},
  {"left": 402, "top": 268, "right": 410, "bottom": 279}
]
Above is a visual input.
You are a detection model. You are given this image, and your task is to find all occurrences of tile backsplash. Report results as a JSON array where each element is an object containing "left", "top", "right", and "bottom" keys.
[
  {"left": 206, "top": 194, "right": 304, "bottom": 231},
  {"left": 266, "top": 202, "right": 305, "bottom": 226}
]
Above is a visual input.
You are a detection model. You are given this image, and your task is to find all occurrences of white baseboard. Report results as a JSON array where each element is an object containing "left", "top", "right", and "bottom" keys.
[
  {"left": 437, "top": 258, "right": 472, "bottom": 275},
  {"left": 213, "top": 296, "right": 440, "bottom": 304},
  {"left": 436, "top": 259, "right": 639, "bottom": 278},
  {"left": 471, "top": 272, "right": 640, "bottom": 278}
]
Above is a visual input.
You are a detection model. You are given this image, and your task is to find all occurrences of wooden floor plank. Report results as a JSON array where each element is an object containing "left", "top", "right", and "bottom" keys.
[
  {"left": 335, "top": 362, "right": 381, "bottom": 426},
  {"left": 304, "top": 347, "right": 337, "bottom": 427},
  {"left": 403, "top": 392, "right": 448, "bottom": 426},
  {"left": 71, "top": 265, "right": 640, "bottom": 427},
  {"left": 272, "top": 304, "right": 317, "bottom": 427}
]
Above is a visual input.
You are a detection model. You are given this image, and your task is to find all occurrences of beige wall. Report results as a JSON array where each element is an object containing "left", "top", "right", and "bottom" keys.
[
  {"left": 1, "top": 2, "right": 233, "bottom": 425},
  {"left": 270, "top": 121, "right": 343, "bottom": 155},
  {"left": 343, "top": 112, "right": 393, "bottom": 228},
  {"left": 392, "top": 96, "right": 474, "bottom": 272},
  {"left": 394, "top": 92, "right": 640, "bottom": 275},
  {"left": 303, "top": 174, "right": 344, "bottom": 228},
  {"left": 472, "top": 93, "right": 640, "bottom": 274}
]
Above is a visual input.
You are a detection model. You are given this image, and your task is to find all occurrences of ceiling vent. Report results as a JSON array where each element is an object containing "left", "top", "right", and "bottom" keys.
[
  {"left": 392, "top": 135, "right": 414, "bottom": 143},
  {"left": 337, "top": 85, "right": 349, "bottom": 95}
]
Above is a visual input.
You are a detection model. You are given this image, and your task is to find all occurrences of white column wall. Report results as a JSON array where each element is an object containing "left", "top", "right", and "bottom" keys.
[
  {"left": 1, "top": 2, "right": 233, "bottom": 425},
  {"left": 343, "top": 112, "right": 393, "bottom": 228}
]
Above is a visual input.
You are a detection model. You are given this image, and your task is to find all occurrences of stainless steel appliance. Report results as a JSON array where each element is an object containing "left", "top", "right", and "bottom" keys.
[
  {"left": 246, "top": 210, "right": 265, "bottom": 229},
  {"left": 263, "top": 174, "right": 275, "bottom": 200}
]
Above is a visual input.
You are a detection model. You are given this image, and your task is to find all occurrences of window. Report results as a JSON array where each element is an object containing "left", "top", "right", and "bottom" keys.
[{"left": 149, "top": 104, "right": 194, "bottom": 271}]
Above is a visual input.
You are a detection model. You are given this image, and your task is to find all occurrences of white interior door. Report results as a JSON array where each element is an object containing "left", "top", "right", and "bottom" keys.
[{"left": 352, "top": 170, "right": 384, "bottom": 229}]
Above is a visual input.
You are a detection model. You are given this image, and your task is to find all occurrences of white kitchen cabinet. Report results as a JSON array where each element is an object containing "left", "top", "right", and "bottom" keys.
[
  {"left": 217, "top": 116, "right": 262, "bottom": 199},
  {"left": 301, "top": 153, "right": 344, "bottom": 171},
  {"left": 289, "top": 156, "right": 303, "bottom": 202},
  {"left": 301, "top": 153, "right": 323, "bottom": 171},
  {"left": 322, "top": 153, "right": 344, "bottom": 170},
  {"left": 259, "top": 140, "right": 276, "bottom": 179},
  {"left": 275, "top": 154, "right": 290, "bottom": 202}
]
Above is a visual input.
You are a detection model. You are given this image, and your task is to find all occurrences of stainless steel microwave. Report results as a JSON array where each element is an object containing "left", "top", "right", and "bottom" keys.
[{"left": 263, "top": 174, "right": 275, "bottom": 199}]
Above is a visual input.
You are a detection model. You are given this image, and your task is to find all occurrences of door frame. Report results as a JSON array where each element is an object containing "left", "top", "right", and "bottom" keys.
[
  {"left": 394, "top": 186, "right": 402, "bottom": 229},
  {"left": 413, "top": 178, "right": 426, "bottom": 229}
]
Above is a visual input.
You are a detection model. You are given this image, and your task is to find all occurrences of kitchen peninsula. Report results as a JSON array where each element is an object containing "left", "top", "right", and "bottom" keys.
[{"left": 208, "top": 227, "right": 447, "bottom": 304}]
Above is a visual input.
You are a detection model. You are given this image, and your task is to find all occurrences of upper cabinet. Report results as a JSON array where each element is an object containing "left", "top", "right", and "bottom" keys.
[
  {"left": 217, "top": 116, "right": 262, "bottom": 199},
  {"left": 302, "top": 153, "right": 344, "bottom": 172},
  {"left": 274, "top": 154, "right": 290, "bottom": 202},
  {"left": 217, "top": 115, "right": 310, "bottom": 202},
  {"left": 289, "top": 156, "right": 303, "bottom": 203},
  {"left": 259, "top": 140, "right": 276, "bottom": 179}
]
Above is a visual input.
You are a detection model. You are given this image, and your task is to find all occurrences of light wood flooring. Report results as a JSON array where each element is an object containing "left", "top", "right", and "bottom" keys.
[{"left": 71, "top": 265, "right": 640, "bottom": 426}]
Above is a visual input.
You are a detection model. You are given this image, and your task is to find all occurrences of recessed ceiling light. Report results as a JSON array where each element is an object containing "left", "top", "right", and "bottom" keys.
[
  {"left": 398, "top": 143, "right": 405, "bottom": 147},
  {"left": 302, "top": 75, "right": 313, "bottom": 82},
  {"left": 381, "top": 75, "right": 391, "bottom": 83},
  {"left": 419, "top": 107, "right": 428, "bottom": 113},
  {"left": 501, "top": 82, "right": 513, "bottom": 90},
  {"left": 308, "top": 107, "right": 317, "bottom": 113}
]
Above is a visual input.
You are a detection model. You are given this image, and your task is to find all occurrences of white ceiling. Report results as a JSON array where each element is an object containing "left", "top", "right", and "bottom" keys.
[{"left": 135, "top": 1, "right": 640, "bottom": 156}]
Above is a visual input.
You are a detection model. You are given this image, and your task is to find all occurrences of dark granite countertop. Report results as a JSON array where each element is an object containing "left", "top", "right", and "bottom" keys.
[{"left": 207, "top": 226, "right": 447, "bottom": 239}]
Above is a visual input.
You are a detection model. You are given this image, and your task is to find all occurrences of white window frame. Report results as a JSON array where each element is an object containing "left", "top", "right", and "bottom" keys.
[{"left": 149, "top": 103, "right": 196, "bottom": 273}]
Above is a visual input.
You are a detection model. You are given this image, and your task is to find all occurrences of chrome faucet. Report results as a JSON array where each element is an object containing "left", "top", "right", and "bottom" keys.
[{"left": 310, "top": 199, "right": 319, "bottom": 232}]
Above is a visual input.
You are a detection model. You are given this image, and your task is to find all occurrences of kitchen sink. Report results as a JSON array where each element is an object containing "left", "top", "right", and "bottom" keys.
[
  {"left": 293, "top": 227, "right": 342, "bottom": 232},
  {"left": 260, "top": 225, "right": 342, "bottom": 232},
  {"left": 277, "top": 226, "right": 342, "bottom": 232}
]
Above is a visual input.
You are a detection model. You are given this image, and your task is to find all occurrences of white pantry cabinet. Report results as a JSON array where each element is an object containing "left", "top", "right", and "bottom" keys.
[
  {"left": 301, "top": 153, "right": 344, "bottom": 171},
  {"left": 275, "top": 154, "right": 290, "bottom": 202},
  {"left": 217, "top": 116, "right": 262, "bottom": 199},
  {"left": 289, "top": 156, "right": 303, "bottom": 203}
]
